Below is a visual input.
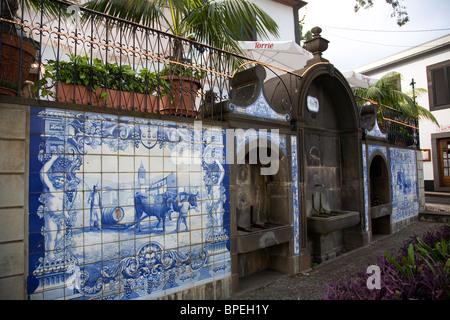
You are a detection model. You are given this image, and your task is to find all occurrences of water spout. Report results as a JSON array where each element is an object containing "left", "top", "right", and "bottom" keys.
[{"left": 312, "top": 193, "right": 328, "bottom": 215}]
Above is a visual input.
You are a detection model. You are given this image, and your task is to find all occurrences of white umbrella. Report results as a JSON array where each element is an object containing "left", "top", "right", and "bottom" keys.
[
  {"left": 238, "top": 40, "right": 313, "bottom": 78},
  {"left": 343, "top": 70, "right": 378, "bottom": 88}
]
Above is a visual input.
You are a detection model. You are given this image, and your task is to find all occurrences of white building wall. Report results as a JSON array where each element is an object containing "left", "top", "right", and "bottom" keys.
[{"left": 248, "top": 0, "right": 297, "bottom": 41}]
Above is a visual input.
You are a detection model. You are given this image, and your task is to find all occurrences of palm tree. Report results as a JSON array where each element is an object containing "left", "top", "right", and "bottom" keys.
[
  {"left": 82, "top": 0, "right": 279, "bottom": 58},
  {"left": 1, "top": 0, "right": 64, "bottom": 36},
  {"left": 353, "top": 71, "right": 439, "bottom": 126}
]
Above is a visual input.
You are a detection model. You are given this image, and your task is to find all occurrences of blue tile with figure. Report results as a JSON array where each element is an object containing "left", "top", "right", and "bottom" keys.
[
  {"left": 27, "top": 108, "right": 230, "bottom": 300},
  {"left": 389, "top": 148, "right": 419, "bottom": 222}
]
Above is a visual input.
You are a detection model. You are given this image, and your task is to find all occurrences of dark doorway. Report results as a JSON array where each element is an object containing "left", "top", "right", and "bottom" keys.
[
  {"left": 370, "top": 155, "right": 390, "bottom": 206},
  {"left": 369, "top": 155, "right": 392, "bottom": 235},
  {"left": 438, "top": 138, "right": 450, "bottom": 188}
]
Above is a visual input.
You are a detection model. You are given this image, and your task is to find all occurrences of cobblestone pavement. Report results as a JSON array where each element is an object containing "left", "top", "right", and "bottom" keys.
[{"left": 229, "top": 221, "right": 447, "bottom": 300}]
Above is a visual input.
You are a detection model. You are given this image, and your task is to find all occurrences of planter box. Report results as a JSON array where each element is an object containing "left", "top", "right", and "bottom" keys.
[
  {"left": 160, "top": 76, "right": 201, "bottom": 116},
  {"left": 54, "top": 81, "right": 201, "bottom": 116},
  {"left": 95, "top": 89, "right": 160, "bottom": 112},
  {"left": 56, "top": 83, "right": 98, "bottom": 105},
  {"left": 0, "top": 33, "right": 37, "bottom": 96},
  {"left": 55, "top": 83, "right": 160, "bottom": 113}
]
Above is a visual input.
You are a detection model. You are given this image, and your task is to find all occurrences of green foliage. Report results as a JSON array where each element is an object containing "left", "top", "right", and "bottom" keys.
[
  {"left": 353, "top": 71, "right": 439, "bottom": 126},
  {"left": 385, "top": 236, "right": 450, "bottom": 277},
  {"left": 83, "top": 0, "right": 279, "bottom": 57},
  {"left": 39, "top": 54, "right": 106, "bottom": 98},
  {"left": 415, "top": 237, "right": 450, "bottom": 276},
  {"left": 354, "top": 0, "right": 409, "bottom": 26},
  {"left": 299, "top": 24, "right": 313, "bottom": 50},
  {"left": 100, "top": 62, "right": 170, "bottom": 97},
  {"left": 326, "top": 224, "right": 450, "bottom": 300},
  {"left": 137, "top": 68, "right": 171, "bottom": 95},
  {"left": 385, "top": 243, "right": 416, "bottom": 277},
  {"left": 160, "top": 63, "right": 206, "bottom": 81},
  {"left": 2, "top": 0, "right": 70, "bottom": 36},
  {"left": 39, "top": 54, "right": 170, "bottom": 99}
]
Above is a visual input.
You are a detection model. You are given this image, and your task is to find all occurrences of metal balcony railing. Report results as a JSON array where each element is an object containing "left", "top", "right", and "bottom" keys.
[
  {"left": 0, "top": 0, "right": 247, "bottom": 120},
  {"left": 359, "top": 97, "right": 420, "bottom": 149},
  {"left": 379, "top": 106, "right": 420, "bottom": 149},
  {"left": 0, "top": 0, "right": 422, "bottom": 140}
]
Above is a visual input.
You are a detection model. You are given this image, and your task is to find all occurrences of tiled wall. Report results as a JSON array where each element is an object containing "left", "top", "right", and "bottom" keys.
[
  {"left": 25, "top": 106, "right": 420, "bottom": 299},
  {"left": 362, "top": 144, "right": 369, "bottom": 231},
  {"left": 27, "top": 107, "right": 230, "bottom": 300},
  {"left": 291, "top": 135, "right": 300, "bottom": 255},
  {"left": 362, "top": 144, "right": 419, "bottom": 230},
  {"left": 389, "top": 148, "right": 419, "bottom": 222}
]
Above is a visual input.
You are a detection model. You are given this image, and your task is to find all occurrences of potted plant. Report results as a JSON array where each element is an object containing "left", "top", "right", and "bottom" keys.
[
  {"left": 0, "top": 0, "right": 65, "bottom": 96},
  {"left": 96, "top": 62, "right": 170, "bottom": 112},
  {"left": 1, "top": 0, "right": 35, "bottom": 95},
  {"left": 158, "top": 63, "right": 205, "bottom": 116},
  {"left": 40, "top": 54, "right": 106, "bottom": 105},
  {"left": 40, "top": 54, "right": 170, "bottom": 112}
]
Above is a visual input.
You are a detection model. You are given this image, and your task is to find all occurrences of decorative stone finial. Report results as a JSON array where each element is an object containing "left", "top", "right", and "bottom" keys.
[
  {"left": 311, "top": 26, "right": 322, "bottom": 38},
  {"left": 304, "top": 26, "right": 329, "bottom": 63}
]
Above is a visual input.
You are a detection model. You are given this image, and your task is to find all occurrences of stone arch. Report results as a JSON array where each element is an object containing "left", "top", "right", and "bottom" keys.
[
  {"left": 298, "top": 64, "right": 360, "bottom": 131},
  {"left": 236, "top": 139, "right": 290, "bottom": 229}
]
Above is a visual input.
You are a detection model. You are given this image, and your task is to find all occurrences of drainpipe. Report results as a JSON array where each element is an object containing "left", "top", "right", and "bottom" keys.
[{"left": 293, "top": 1, "right": 307, "bottom": 45}]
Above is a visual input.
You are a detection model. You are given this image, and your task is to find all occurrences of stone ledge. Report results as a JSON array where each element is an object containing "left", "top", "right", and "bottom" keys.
[
  {"left": 425, "top": 203, "right": 450, "bottom": 213},
  {"left": 419, "top": 210, "right": 450, "bottom": 223}
]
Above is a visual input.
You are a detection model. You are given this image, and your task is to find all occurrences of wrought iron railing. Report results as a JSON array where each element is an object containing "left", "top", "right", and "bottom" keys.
[
  {"left": 0, "top": 0, "right": 247, "bottom": 119},
  {"left": 379, "top": 106, "right": 420, "bottom": 149},
  {"left": 0, "top": 0, "right": 422, "bottom": 141},
  {"left": 358, "top": 97, "right": 420, "bottom": 149}
]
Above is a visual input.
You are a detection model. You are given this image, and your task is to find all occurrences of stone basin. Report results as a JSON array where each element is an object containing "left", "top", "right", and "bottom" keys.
[
  {"left": 307, "top": 210, "right": 360, "bottom": 234},
  {"left": 237, "top": 224, "right": 292, "bottom": 253}
]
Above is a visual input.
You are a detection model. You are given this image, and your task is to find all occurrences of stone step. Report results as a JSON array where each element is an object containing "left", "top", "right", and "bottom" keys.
[
  {"left": 419, "top": 209, "right": 450, "bottom": 223},
  {"left": 425, "top": 203, "right": 450, "bottom": 213},
  {"left": 419, "top": 193, "right": 450, "bottom": 222}
]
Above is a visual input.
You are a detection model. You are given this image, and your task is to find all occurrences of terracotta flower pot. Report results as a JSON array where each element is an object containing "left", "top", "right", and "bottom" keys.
[
  {"left": 0, "top": 33, "right": 37, "bottom": 96},
  {"left": 95, "top": 89, "right": 161, "bottom": 112},
  {"left": 54, "top": 84, "right": 161, "bottom": 113},
  {"left": 56, "top": 83, "right": 100, "bottom": 105},
  {"left": 159, "top": 76, "right": 201, "bottom": 117}
]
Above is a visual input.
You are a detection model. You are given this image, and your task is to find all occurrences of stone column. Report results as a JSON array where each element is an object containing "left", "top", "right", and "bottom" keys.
[{"left": 0, "top": 103, "right": 29, "bottom": 299}]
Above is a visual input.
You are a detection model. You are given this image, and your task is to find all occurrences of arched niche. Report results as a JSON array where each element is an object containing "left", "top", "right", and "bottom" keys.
[
  {"left": 235, "top": 141, "right": 290, "bottom": 231},
  {"left": 369, "top": 154, "right": 390, "bottom": 206},
  {"left": 264, "top": 63, "right": 363, "bottom": 214},
  {"left": 300, "top": 67, "right": 363, "bottom": 218},
  {"left": 368, "top": 151, "right": 392, "bottom": 235}
]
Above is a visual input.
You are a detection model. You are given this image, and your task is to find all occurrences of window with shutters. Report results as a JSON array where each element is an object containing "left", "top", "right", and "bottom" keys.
[{"left": 427, "top": 60, "right": 450, "bottom": 111}]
